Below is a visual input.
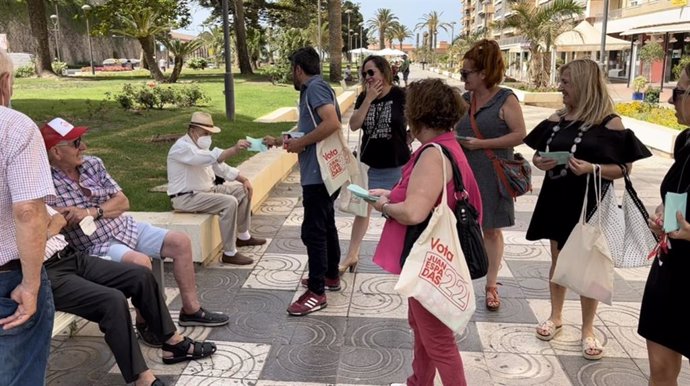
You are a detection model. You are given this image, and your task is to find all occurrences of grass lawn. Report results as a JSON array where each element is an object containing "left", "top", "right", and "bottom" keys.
[{"left": 12, "top": 68, "right": 298, "bottom": 211}]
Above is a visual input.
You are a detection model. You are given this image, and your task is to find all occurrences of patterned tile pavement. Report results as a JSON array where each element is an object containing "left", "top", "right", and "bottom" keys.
[{"left": 47, "top": 68, "right": 690, "bottom": 385}]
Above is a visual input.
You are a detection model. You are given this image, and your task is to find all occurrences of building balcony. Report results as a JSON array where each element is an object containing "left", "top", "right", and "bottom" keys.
[{"left": 592, "top": 0, "right": 687, "bottom": 20}]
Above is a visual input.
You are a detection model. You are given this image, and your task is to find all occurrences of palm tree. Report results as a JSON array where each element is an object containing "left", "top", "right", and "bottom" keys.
[
  {"left": 200, "top": 27, "right": 225, "bottom": 69},
  {"left": 366, "top": 8, "right": 397, "bottom": 49},
  {"left": 25, "top": 0, "right": 56, "bottom": 76},
  {"left": 246, "top": 28, "right": 266, "bottom": 70},
  {"left": 414, "top": 11, "right": 447, "bottom": 52},
  {"left": 232, "top": 0, "right": 253, "bottom": 75},
  {"left": 327, "top": 0, "right": 343, "bottom": 81},
  {"left": 389, "top": 23, "right": 412, "bottom": 50},
  {"left": 496, "top": 0, "right": 584, "bottom": 88},
  {"left": 161, "top": 38, "right": 204, "bottom": 83},
  {"left": 447, "top": 31, "right": 483, "bottom": 70},
  {"left": 111, "top": 9, "right": 170, "bottom": 82}
]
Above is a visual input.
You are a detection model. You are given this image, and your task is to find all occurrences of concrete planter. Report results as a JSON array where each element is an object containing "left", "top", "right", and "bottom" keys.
[
  {"left": 620, "top": 115, "right": 681, "bottom": 155},
  {"left": 505, "top": 86, "right": 563, "bottom": 108}
]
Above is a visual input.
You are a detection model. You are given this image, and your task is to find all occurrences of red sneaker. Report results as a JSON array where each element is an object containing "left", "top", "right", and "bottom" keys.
[
  {"left": 300, "top": 277, "right": 341, "bottom": 291},
  {"left": 287, "top": 290, "right": 327, "bottom": 316}
]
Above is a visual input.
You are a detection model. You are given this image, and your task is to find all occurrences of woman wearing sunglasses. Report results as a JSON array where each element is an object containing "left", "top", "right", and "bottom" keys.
[
  {"left": 639, "top": 63, "right": 690, "bottom": 383},
  {"left": 340, "top": 55, "right": 410, "bottom": 274},
  {"left": 454, "top": 39, "right": 526, "bottom": 312}
]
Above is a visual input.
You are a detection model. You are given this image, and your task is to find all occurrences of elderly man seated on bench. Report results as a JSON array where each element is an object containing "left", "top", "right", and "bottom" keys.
[
  {"left": 44, "top": 206, "right": 215, "bottom": 386},
  {"left": 166, "top": 112, "right": 266, "bottom": 265},
  {"left": 40, "top": 117, "right": 229, "bottom": 338}
]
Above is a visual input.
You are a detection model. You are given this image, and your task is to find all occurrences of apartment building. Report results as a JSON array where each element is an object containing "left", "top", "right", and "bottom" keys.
[{"left": 459, "top": 0, "right": 690, "bottom": 83}]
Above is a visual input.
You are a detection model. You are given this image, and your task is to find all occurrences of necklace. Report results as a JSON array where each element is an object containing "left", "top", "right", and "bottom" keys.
[{"left": 544, "top": 118, "right": 591, "bottom": 179}]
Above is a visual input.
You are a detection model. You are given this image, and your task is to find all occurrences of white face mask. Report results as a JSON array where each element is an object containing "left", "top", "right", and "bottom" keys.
[{"left": 196, "top": 135, "right": 212, "bottom": 150}]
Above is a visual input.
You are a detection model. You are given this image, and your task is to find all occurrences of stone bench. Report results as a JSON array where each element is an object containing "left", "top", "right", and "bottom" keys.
[{"left": 51, "top": 258, "right": 164, "bottom": 337}]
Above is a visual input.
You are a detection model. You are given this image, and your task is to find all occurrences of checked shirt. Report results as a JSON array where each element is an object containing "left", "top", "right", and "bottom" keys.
[{"left": 47, "top": 156, "right": 138, "bottom": 257}]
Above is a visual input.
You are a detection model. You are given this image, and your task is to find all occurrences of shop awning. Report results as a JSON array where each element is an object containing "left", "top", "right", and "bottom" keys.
[
  {"left": 555, "top": 20, "right": 631, "bottom": 52},
  {"left": 621, "top": 21, "right": 690, "bottom": 36}
]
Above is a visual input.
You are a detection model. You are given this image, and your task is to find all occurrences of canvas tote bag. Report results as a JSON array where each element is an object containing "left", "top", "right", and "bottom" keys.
[
  {"left": 306, "top": 91, "right": 359, "bottom": 195},
  {"left": 552, "top": 168, "right": 615, "bottom": 305},
  {"left": 394, "top": 144, "right": 476, "bottom": 332},
  {"left": 338, "top": 129, "right": 370, "bottom": 217}
]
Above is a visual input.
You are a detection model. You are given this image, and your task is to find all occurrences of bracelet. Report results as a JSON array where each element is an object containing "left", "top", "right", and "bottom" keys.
[{"left": 381, "top": 203, "right": 391, "bottom": 219}]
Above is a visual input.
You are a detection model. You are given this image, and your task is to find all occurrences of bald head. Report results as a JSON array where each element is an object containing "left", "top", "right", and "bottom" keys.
[{"left": 0, "top": 49, "right": 13, "bottom": 107}]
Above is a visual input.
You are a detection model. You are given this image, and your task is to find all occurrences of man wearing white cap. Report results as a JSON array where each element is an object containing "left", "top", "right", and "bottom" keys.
[
  {"left": 0, "top": 48, "right": 55, "bottom": 386},
  {"left": 167, "top": 112, "right": 266, "bottom": 265},
  {"left": 41, "top": 117, "right": 229, "bottom": 334}
]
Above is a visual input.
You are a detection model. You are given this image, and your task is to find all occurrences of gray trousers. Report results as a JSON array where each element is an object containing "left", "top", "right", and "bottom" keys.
[{"left": 171, "top": 182, "right": 251, "bottom": 253}]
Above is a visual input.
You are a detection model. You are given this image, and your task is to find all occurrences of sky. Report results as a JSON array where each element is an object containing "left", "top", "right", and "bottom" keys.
[{"left": 176, "top": 0, "right": 462, "bottom": 44}]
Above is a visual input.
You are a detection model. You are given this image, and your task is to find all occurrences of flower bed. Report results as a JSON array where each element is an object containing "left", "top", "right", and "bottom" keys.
[{"left": 615, "top": 102, "right": 685, "bottom": 130}]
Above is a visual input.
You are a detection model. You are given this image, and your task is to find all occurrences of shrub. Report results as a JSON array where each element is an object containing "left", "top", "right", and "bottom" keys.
[
  {"left": 51, "top": 61, "right": 68, "bottom": 75},
  {"left": 260, "top": 63, "right": 292, "bottom": 85},
  {"left": 108, "top": 82, "right": 209, "bottom": 110},
  {"left": 633, "top": 76, "right": 648, "bottom": 93},
  {"left": 672, "top": 56, "right": 690, "bottom": 80},
  {"left": 14, "top": 65, "right": 35, "bottom": 78},
  {"left": 644, "top": 87, "right": 660, "bottom": 104},
  {"left": 187, "top": 57, "right": 208, "bottom": 70},
  {"left": 615, "top": 102, "right": 685, "bottom": 130}
]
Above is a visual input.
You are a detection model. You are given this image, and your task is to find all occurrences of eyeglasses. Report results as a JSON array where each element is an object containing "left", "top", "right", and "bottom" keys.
[
  {"left": 58, "top": 137, "right": 82, "bottom": 149},
  {"left": 361, "top": 69, "right": 375, "bottom": 78},
  {"left": 460, "top": 69, "right": 478, "bottom": 80},
  {"left": 672, "top": 87, "right": 688, "bottom": 103}
]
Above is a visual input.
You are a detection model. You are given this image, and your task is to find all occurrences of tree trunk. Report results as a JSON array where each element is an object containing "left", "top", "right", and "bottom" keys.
[
  {"left": 232, "top": 0, "right": 253, "bottom": 75},
  {"left": 138, "top": 36, "right": 166, "bottom": 82},
  {"left": 379, "top": 30, "right": 385, "bottom": 50},
  {"left": 168, "top": 57, "right": 183, "bottom": 83},
  {"left": 25, "top": 0, "right": 56, "bottom": 77},
  {"left": 328, "top": 0, "right": 342, "bottom": 82}
]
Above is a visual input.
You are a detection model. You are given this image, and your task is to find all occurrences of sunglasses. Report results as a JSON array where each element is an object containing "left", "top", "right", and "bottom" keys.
[
  {"left": 58, "top": 137, "right": 82, "bottom": 149},
  {"left": 361, "top": 69, "right": 375, "bottom": 78},
  {"left": 672, "top": 87, "right": 688, "bottom": 103},
  {"left": 460, "top": 69, "right": 478, "bottom": 80}
]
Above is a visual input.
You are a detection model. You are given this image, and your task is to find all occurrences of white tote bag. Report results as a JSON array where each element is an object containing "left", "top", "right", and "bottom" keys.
[
  {"left": 552, "top": 170, "right": 615, "bottom": 305},
  {"left": 394, "top": 144, "right": 476, "bottom": 332},
  {"left": 338, "top": 130, "right": 370, "bottom": 217},
  {"left": 306, "top": 91, "right": 358, "bottom": 195}
]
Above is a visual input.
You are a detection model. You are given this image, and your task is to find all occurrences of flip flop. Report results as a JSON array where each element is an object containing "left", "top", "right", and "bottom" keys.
[
  {"left": 535, "top": 320, "right": 562, "bottom": 341},
  {"left": 582, "top": 336, "right": 604, "bottom": 360}
]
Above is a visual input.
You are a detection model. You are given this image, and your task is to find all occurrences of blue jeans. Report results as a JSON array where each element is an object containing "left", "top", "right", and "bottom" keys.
[
  {"left": 0, "top": 266, "right": 55, "bottom": 386},
  {"left": 301, "top": 184, "right": 341, "bottom": 295}
]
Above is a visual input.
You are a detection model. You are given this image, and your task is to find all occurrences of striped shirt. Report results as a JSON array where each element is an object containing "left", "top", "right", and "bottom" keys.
[
  {"left": 0, "top": 106, "right": 55, "bottom": 265},
  {"left": 46, "top": 156, "right": 138, "bottom": 257}
]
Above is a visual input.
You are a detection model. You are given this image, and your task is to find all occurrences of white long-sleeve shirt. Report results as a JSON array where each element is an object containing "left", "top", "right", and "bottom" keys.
[{"left": 166, "top": 134, "right": 240, "bottom": 195}]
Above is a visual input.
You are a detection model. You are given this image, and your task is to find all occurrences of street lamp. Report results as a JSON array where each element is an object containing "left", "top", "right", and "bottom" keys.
[
  {"left": 49, "top": 14, "right": 60, "bottom": 62},
  {"left": 353, "top": 32, "right": 359, "bottom": 65},
  {"left": 345, "top": 9, "right": 353, "bottom": 62},
  {"left": 81, "top": 4, "right": 95, "bottom": 75},
  {"left": 317, "top": 0, "right": 322, "bottom": 71},
  {"left": 449, "top": 21, "right": 457, "bottom": 69},
  {"left": 221, "top": 0, "right": 235, "bottom": 120}
]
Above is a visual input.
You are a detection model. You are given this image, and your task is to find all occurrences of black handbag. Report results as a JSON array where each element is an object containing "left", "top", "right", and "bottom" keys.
[{"left": 400, "top": 144, "right": 489, "bottom": 280}]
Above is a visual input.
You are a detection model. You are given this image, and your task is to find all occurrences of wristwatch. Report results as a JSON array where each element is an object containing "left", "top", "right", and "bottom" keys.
[
  {"left": 94, "top": 206, "right": 104, "bottom": 220},
  {"left": 381, "top": 203, "right": 391, "bottom": 219}
]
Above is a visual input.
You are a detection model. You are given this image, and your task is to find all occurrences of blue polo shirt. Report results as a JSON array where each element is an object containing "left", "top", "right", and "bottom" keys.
[{"left": 297, "top": 75, "right": 340, "bottom": 186}]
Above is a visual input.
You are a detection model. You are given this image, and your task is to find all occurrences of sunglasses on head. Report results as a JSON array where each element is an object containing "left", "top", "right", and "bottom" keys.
[
  {"left": 460, "top": 69, "right": 478, "bottom": 80},
  {"left": 58, "top": 137, "right": 82, "bottom": 149},
  {"left": 672, "top": 87, "right": 687, "bottom": 104},
  {"left": 361, "top": 69, "right": 375, "bottom": 78}
]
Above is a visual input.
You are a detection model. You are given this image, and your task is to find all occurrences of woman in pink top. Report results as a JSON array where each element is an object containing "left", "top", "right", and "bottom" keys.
[{"left": 369, "top": 78, "right": 482, "bottom": 386}]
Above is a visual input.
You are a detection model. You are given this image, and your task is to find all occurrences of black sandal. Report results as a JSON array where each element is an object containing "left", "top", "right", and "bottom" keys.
[{"left": 161, "top": 336, "right": 216, "bottom": 364}]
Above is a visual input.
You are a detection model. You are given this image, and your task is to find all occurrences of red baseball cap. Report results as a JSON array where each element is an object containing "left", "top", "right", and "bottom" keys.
[{"left": 40, "top": 117, "right": 88, "bottom": 150}]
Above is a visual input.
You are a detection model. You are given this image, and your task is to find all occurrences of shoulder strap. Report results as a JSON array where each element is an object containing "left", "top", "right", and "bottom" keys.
[
  {"left": 601, "top": 113, "right": 618, "bottom": 127},
  {"left": 469, "top": 97, "right": 498, "bottom": 161},
  {"left": 305, "top": 86, "right": 342, "bottom": 128},
  {"left": 412, "top": 143, "right": 467, "bottom": 199}
]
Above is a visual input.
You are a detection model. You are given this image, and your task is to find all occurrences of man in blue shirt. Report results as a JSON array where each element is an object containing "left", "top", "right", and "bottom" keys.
[{"left": 264, "top": 47, "right": 343, "bottom": 316}]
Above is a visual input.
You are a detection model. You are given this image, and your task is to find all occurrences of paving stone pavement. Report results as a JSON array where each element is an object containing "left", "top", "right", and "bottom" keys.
[{"left": 47, "top": 70, "right": 690, "bottom": 385}]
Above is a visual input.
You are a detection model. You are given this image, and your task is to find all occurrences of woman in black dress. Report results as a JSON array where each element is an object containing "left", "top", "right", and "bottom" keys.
[
  {"left": 639, "top": 63, "right": 690, "bottom": 384},
  {"left": 524, "top": 59, "right": 650, "bottom": 360}
]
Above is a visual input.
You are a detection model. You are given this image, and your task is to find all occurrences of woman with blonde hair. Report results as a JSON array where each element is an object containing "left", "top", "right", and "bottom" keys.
[
  {"left": 639, "top": 62, "right": 690, "bottom": 384},
  {"left": 524, "top": 58, "right": 650, "bottom": 360},
  {"left": 455, "top": 39, "right": 526, "bottom": 311}
]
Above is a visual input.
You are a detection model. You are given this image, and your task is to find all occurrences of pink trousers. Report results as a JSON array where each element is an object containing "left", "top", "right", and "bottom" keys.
[{"left": 406, "top": 297, "right": 467, "bottom": 386}]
